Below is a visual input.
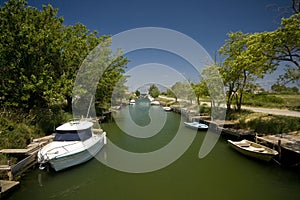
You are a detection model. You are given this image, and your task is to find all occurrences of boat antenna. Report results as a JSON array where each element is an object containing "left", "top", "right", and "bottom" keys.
[{"left": 86, "top": 96, "right": 93, "bottom": 118}]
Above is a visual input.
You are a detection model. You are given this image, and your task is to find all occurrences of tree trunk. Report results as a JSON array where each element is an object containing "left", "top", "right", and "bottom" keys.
[{"left": 66, "top": 95, "right": 72, "bottom": 112}]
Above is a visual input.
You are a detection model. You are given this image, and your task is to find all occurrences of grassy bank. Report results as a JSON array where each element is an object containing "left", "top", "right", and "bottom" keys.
[
  {"left": 243, "top": 93, "right": 300, "bottom": 110},
  {"left": 226, "top": 109, "right": 300, "bottom": 135}
]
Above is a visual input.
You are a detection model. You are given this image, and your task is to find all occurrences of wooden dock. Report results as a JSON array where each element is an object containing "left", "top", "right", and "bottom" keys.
[
  {"left": 0, "top": 135, "right": 54, "bottom": 198},
  {"left": 0, "top": 135, "right": 54, "bottom": 181},
  {"left": 256, "top": 133, "right": 300, "bottom": 155},
  {"left": 256, "top": 132, "right": 300, "bottom": 166},
  {"left": 0, "top": 180, "right": 20, "bottom": 199}
]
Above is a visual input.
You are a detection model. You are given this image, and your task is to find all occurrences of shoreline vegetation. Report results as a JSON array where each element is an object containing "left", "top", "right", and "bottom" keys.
[{"left": 157, "top": 95, "right": 300, "bottom": 135}]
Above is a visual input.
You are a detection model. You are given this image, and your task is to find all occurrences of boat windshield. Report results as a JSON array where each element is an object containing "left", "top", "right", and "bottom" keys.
[{"left": 54, "top": 128, "right": 92, "bottom": 141}]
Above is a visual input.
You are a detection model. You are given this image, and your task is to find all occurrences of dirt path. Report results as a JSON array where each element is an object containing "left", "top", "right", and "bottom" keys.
[{"left": 241, "top": 106, "right": 300, "bottom": 118}]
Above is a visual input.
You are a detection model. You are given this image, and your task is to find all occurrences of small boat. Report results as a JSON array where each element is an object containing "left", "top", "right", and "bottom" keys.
[
  {"left": 150, "top": 100, "right": 160, "bottom": 105},
  {"left": 162, "top": 106, "right": 172, "bottom": 111},
  {"left": 227, "top": 139, "right": 278, "bottom": 161},
  {"left": 129, "top": 99, "right": 135, "bottom": 105},
  {"left": 184, "top": 121, "right": 208, "bottom": 130},
  {"left": 37, "top": 119, "right": 106, "bottom": 171}
]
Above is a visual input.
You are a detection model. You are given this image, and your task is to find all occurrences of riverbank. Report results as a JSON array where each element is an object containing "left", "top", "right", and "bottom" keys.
[{"left": 161, "top": 100, "right": 300, "bottom": 167}]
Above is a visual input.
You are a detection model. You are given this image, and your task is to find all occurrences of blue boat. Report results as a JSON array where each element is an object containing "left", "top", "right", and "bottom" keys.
[{"left": 184, "top": 121, "right": 208, "bottom": 130}]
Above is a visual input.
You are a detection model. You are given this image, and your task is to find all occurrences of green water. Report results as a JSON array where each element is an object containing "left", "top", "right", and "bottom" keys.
[{"left": 8, "top": 105, "right": 300, "bottom": 200}]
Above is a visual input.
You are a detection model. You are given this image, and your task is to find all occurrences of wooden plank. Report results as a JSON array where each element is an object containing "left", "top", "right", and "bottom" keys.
[
  {"left": 32, "top": 135, "right": 54, "bottom": 143},
  {"left": 256, "top": 136, "right": 300, "bottom": 154},
  {"left": 0, "top": 149, "right": 28, "bottom": 154},
  {"left": 0, "top": 165, "right": 11, "bottom": 170},
  {"left": 0, "top": 180, "right": 20, "bottom": 196},
  {"left": 12, "top": 154, "right": 37, "bottom": 178}
]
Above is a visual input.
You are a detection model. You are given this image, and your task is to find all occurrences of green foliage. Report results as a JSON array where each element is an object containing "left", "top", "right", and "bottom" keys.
[
  {"left": 191, "top": 81, "right": 209, "bottom": 105},
  {"left": 0, "top": 1, "right": 129, "bottom": 155},
  {"left": 242, "top": 93, "right": 284, "bottom": 108},
  {"left": 149, "top": 84, "right": 160, "bottom": 98},
  {"left": 0, "top": 0, "right": 64, "bottom": 109},
  {"left": 135, "top": 90, "right": 141, "bottom": 97},
  {"left": 247, "top": 115, "right": 300, "bottom": 135},
  {"left": 263, "top": 13, "right": 300, "bottom": 85},
  {"left": 165, "top": 89, "right": 177, "bottom": 101},
  {"left": 170, "top": 81, "right": 195, "bottom": 104},
  {"left": 271, "top": 83, "right": 299, "bottom": 94},
  {"left": 30, "top": 106, "right": 73, "bottom": 134},
  {"left": 218, "top": 32, "right": 275, "bottom": 111},
  {"left": 227, "top": 110, "right": 300, "bottom": 135},
  {"left": 95, "top": 54, "right": 129, "bottom": 113},
  {"left": 0, "top": 111, "right": 38, "bottom": 149},
  {"left": 0, "top": 0, "right": 112, "bottom": 111}
]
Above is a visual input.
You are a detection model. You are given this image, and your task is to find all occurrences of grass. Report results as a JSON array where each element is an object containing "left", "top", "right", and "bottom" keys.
[
  {"left": 242, "top": 93, "right": 300, "bottom": 110},
  {"left": 226, "top": 110, "right": 300, "bottom": 135},
  {"left": 275, "top": 94, "right": 300, "bottom": 111}
]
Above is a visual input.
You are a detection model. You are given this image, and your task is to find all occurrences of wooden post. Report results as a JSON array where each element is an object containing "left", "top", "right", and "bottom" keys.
[
  {"left": 278, "top": 139, "right": 282, "bottom": 162},
  {"left": 255, "top": 133, "right": 258, "bottom": 143}
]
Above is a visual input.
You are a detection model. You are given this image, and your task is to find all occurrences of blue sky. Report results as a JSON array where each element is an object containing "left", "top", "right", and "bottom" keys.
[
  {"left": 27, "top": 0, "right": 285, "bottom": 55},
  {"left": 26, "top": 0, "right": 288, "bottom": 90}
]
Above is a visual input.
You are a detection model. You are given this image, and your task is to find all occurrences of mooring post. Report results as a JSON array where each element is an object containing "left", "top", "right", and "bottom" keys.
[{"left": 278, "top": 139, "right": 282, "bottom": 161}]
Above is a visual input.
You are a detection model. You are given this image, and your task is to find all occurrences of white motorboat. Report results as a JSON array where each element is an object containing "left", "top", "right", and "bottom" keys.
[
  {"left": 184, "top": 121, "right": 208, "bottom": 130},
  {"left": 37, "top": 119, "right": 106, "bottom": 171},
  {"left": 227, "top": 139, "right": 278, "bottom": 161},
  {"left": 150, "top": 100, "right": 160, "bottom": 105},
  {"left": 129, "top": 99, "right": 135, "bottom": 105},
  {"left": 162, "top": 106, "right": 172, "bottom": 111}
]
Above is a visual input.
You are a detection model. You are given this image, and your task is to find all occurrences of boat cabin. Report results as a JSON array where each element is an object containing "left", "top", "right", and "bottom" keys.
[
  {"left": 54, "top": 120, "right": 94, "bottom": 141},
  {"left": 54, "top": 129, "right": 92, "bottom": 141}
]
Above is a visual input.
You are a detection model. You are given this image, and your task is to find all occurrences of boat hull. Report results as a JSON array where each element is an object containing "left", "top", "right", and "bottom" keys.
[
  {"left": 184, "top": 122, "right": 208, "bottom": 130},
  {"left": 49, "top": 137, "right": 105, "bottom": 171},
  {"left": 228, "top": 140, "right": 278, "bottom": 162}
]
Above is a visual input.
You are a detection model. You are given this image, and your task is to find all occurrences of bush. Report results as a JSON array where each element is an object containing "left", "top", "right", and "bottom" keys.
[
  {"left": 246, "top": 115, "right": 300, "bottom": 135},
  {"left": 30, "top": 106, "right": 72, "bottom": 134},
  {"left": 243, "top": 93, "right": 284, "bottom": 107},
  {"left": 0, "top": 116, "right": 37, "bottom": 149}
]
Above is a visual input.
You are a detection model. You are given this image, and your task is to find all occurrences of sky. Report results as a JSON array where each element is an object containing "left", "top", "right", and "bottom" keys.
[{"left": 23, "top": 0, "right": 290, "bottom": 90}]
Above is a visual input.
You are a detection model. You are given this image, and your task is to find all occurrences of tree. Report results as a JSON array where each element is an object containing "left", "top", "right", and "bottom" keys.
[
  {"left": 271, "top": 83, "right": 299, "bottom": 94},
  {"left": 148, "top": 84, "right": 160, "bottom": 98},
  {"left": 135, "top": 90, "right": 141, "bottom": 97},
  {"left": 166, "top": 88, "right": 177, "bottom": 102},
  {"left": 0, "top": 0, "right": 65, "bottom": 109},
  {"left": 0, "top": 0, "right": 128, "bottom": 114},
  {"left": 191, "top": 81, "right": 209, "bottom": 106},
  {"left": 170, "top": 81, "right": 195, "bottom": 104},
  {"left": 218, "top": 32, "right": 274, "bottom": 111},
  {"left": 262, "top": 13, "right": 300, "bottom": 86},
  {"left": 95, "top": 54, "right": 129, "bottom": 113},
  {"left": 58, "top": 24, "right": 107, "bottom": 111}
]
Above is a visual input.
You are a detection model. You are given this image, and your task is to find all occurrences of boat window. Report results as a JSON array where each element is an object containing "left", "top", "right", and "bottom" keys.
[{"left": 54, "top": 128, "right": 92, "bottom": 141}]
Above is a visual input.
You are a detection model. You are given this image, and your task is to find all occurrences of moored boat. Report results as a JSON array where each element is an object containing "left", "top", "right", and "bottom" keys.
[
  {"left": 162, "top": 106, "right": 172, "bottom": 111},
  {"left": 150, "top": 100, "right": 160, "bottom": 105},
  {"left": 184, "top": 121, "right": 208, "bottom": 130},
  {"left": 37, "top": 119, "right": 106, "bottom": 171},
  {"left": 227, "top": 139, "right": 278, "bottom": 161},
  {"left": 129, "top": 99, "right": 136, "bottom": 105}
]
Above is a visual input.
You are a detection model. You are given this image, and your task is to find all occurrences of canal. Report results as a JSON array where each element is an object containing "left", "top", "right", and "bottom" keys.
[{"left": 8, "top": 104, "right": 300, "bottom": 200}]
